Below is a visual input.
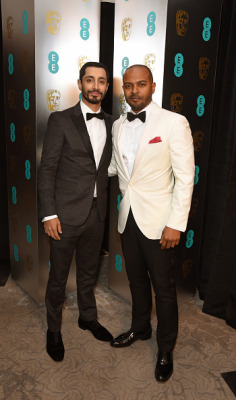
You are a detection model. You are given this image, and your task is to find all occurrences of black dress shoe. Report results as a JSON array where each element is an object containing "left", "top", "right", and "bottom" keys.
[
  {"left": 78, "top": 317, "right": 113, "bottom": 342},
  {"left": 155, "top": 351, "right": 173, "bottom": 382},
  {"left": 46, "top": 329, "right": 64, "bottom": 362},
  {"left": 110, "top": 327, "right": 152, "bottom": 348}
]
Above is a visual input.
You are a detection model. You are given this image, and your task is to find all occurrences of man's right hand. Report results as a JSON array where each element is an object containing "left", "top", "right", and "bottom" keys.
[{"left": 43, "top": 217, "right": 62, "bottom": 240}]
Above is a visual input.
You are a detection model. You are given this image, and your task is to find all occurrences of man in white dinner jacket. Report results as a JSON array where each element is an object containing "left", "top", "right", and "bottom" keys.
[{"left": 109, "top": 65, "right": 195, "bottom": 382}]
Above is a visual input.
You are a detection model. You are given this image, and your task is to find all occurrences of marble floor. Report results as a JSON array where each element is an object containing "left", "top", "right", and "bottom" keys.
[{"left": 0, "top": 257, "right": 235, "bottom": 400}]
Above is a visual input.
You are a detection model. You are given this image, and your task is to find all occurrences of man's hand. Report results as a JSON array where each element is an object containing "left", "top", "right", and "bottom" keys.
[
  {"left": 44, "top": 217, "right": 62, "bottom": 240},
  {"left": 160, "top": 227, "right": 181, "bottom": 250}
]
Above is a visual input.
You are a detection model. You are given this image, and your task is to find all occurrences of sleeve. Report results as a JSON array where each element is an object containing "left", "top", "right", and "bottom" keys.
[
  {"left": 108, "top": 124, "right": 118, "bottom": 177},
  {"left": 38, "top": 112, "right": 64, "bottom": 219},
  {"left": 166, "top": 115, "right": 195, "bottom": 232}
]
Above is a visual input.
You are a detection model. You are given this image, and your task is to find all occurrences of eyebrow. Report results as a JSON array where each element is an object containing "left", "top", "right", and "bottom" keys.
[
  {"left": 123, "top": 80, "right": 148, "bottom": 84},
  {"left": 84, "top": 75, "right": 106, "bottom": 80}
]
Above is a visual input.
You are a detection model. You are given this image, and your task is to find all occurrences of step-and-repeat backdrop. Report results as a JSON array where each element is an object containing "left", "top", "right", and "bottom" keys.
[
  {"left": 109, "top": 0, "right": 223, "bottom": 301},
  {"left": 1, "top": 0, "right": 100, "bottom": 302}
]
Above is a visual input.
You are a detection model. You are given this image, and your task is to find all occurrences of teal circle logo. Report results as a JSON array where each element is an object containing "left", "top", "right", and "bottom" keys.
[
  {"left": 10, "top": 123, "right": 15, "bottom": 142},
  {"left": 80, "top": 18, "right": 90, "bottom": 40},
  {"left": 202, "top": 17, "right": 211, "bottom": 41},
  {"left": 115, "top": 254, "right": 122, "bottom": 272},
  {"left": 48, "top": 51, "right": 59, "bottom": 74},
  {"left": 12, "top": 186, "right": 17, "bottom": 205},
  {"left": 8, "top": 54, "right": 14, "bottom": 75},
  {"left": 196, "top": 95, "right": 205, "bottom": 116},
  {"left": 22, "top": 10, "right": 29, "bottom": 34},
  {"left": 194, "top": 165, "right": 199, "bottom": 185},
  {"left": 121, "top": 57, "right": 129, "bottom": 76},
  {"left": 26, "top": 225, "right": 32, "bottom": 244},
  {"left": 186, "top": 230, "right": 194, "bottom": 248},
  {"left": 14, "top": 244, "right": 19, "bottom": 261},
  {"left": 24, "top": 89, "right": 30, "bottom": 110},
  {"left": 174, "top": 53, "right": 184, "bottom": 77},
  {"left": 147, "top": 11, "right": 156, "bottom": 36},
  {"left": 25, "top": 160, "right": 31, "bottom": 180}
]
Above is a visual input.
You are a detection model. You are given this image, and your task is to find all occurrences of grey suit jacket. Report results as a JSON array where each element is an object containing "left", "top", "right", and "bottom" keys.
[{"left": 38, "top": 102, "right": 112, "bottom": 226}]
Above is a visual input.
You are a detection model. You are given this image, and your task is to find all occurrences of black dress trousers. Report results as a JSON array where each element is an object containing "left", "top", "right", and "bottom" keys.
[
  {"left": 121, "top": 209, "right": 178, "bottom": 352},
  {"left": 45, "top": 200, "right": 105, "bottom": 331}
]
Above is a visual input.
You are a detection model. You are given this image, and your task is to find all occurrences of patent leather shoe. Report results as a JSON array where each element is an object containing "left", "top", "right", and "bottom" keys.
[
  {"left": 46, "top": 329, "right": 64, "bottom": 362},
  {"left": 110, "top": 327, "right": 152, "bottom": 348},
  {"left": 155, "top": 351, "right": 173, "bottom": 382},
  {"left": 78, "top": 317, "right": 113, "bottom": 342}
]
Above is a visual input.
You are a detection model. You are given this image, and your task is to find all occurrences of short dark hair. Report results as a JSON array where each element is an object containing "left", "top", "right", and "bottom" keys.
[
  {"left": 123, "top": 64, "right": 153, "bottom": 83},
  {"left": 79, "top": 61, "right": 109, "bottom": 82}
]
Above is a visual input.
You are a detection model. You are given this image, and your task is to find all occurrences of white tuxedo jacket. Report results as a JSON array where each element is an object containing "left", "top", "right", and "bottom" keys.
[{"left": 108, "top": 103, "right": 195, "bottom": 239}]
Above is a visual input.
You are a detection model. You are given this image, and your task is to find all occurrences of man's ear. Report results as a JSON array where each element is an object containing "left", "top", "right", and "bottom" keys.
[{"left": 78, "top": 79, "right": 82, "bottom": 91}]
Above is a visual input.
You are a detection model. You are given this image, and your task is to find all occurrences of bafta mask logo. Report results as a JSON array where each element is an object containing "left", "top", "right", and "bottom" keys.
[
  {"left": 26, "top": 255, "right": 33, "bottom": 273},
  {"left": 7, "top": 16, "right": 13, "bottom": 39},
  {"left": 189, "top": 197, "right": 199, "bottom": 218},
  {"left": 121, "top": 18, "right": 132, "bottom": 41},
  {"left": 23, "top": 124, "right": 32, "bottom": 146},
  {"left": 170, "top": 93, "right": 183, "bottom": 113},
  {"left": 78, "top": 55, "right": 89, "bottom": 71},
  {"left": 22, "top": 51, "right": 30, "bottom": 74},
  {"left": 176, "top": 10, "right": 189, "bottom": 36},
  {"left": 144, "top": 53, "right": 156, "bottom": 72},
  {"left": 119, "top": 94, "right": 128, "bottom": 115},
  {"left": 199, "top": 57, "right": 210, "bottom": 80},
  {"left": 182, "top": 260, "right": 192, "bottom": 278},
  {"left": 8, "top": 89, "right": 16, "bottom": 110},
  {"left": 10, "top": 155, "right": 18, "bottom": 173},
  {"left": 46, "top": 10, "right": 61, "bottom": 35},
  {"left": 46, "top": 89, "right": 61, "bottom": 111},
  {"left": 193, "top": 131, "right": 204, "bottom": 152}
]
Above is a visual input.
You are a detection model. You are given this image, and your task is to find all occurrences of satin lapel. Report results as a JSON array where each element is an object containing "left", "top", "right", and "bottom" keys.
[
  {"left": 70, "top": 103, "right": 95, "bottom": 162},
  {"left": 98, "top": 113, "right": 112, "bottom": 169},
  {"left": 117, "top": 116, "right": 130, "bottom": 179},
  {"left": 131, "top": 104, "right": 161, "bottom": 177}
]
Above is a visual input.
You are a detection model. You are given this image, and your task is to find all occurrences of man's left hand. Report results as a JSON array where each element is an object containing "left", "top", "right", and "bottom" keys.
[{"left": 160, "top": 227, "right": 181, "bottom": 250}]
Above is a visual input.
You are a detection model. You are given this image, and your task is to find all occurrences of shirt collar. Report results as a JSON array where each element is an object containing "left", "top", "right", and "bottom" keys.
[{"left": 80, "top": 100, "right": 101, "bottom": 119}]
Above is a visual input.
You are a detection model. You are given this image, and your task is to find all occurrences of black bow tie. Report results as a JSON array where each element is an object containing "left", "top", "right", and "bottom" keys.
[
  {"left": 127, "top": 111, "right": 146, "bottom": 123},
  {"left": 86, "top": 112, "right": 104, "bottom": 121}
]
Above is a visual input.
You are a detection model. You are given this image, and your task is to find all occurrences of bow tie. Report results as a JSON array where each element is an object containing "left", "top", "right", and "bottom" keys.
[
  {"left": 86, "top": 112, "right": 104, "bottom": 121},
  {"left": 127, "top": 111, "right": 146, "bottom": 123}
]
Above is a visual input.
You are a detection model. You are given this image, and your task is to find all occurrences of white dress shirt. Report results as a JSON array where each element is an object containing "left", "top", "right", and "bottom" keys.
[
  {"left": 120, "top": 101, "right": 153, "bottom": 178},
  {"left": 43, "top": 100, "right": 106, "bottom": 222}
]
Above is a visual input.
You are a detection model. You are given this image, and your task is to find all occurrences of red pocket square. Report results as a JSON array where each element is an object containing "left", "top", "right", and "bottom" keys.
[{"left": 149, "top": 136, "right": 162, "bottom": 144}]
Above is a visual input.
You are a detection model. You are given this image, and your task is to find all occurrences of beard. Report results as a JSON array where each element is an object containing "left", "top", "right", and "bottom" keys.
[{"left": 82, "top": 89, "right": 104, "bottom": 105}]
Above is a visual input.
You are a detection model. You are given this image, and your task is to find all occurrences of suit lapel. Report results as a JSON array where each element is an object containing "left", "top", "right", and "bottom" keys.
[
  {"left": 98, "top": 113, "right": 112, "bottom": 169},
  {"left": 70, "top": 103, "right": 95, "bottom": 162}
]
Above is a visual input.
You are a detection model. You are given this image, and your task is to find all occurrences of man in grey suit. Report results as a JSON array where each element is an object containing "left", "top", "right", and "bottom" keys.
[{"left": 38, "top": 62, "right": 113, "bottom": 362}]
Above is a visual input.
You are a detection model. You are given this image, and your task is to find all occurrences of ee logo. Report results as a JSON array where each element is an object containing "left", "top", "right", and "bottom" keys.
[
  {"left": 12, "top": 186, "right": 17, "bottom": 205},
  {"left": 174, "top": 53, "right": 184, "bottom": 77},
  {"left": 147, "top": 11, "right": 156, "bottom": 36},
  {"left": 80, "top": 18, "right": 90, "bottom": 40},
  {"left": 48, "top": 51, "right": 59, "bottom": 74},
  {"left": 194, "top": 165, "right": 199, "bottom": 185},
  {"left": 10, "top": 122, "right": 15, "bottom": 142},
  {"left": 8, "top": 54, "right": 14, "bottom": 75},
  {"left": 186, "top": 230, "right": 194, "bottom": 248},
  {"left": 202, "top": 17, "right": 211, "bottom": 41},
  {"left": 26, "top": 225, "right": 32, "bottom": 244},
  {"left": 121, "top": 57, "right": 129, "bottom": 76},
  {"left": 196, "top": 95, "right": 205, "bottom": 116},
  {"left": 115, "top": 254, "right": 122, "bottom": 272},
  {"left": 25, "top": 160, "right": 31, "bottom": 180},
  {"left": 22, "top": 10, "right": 29, "bottom": 34},
  {"left": 24, "top": 89, "right": 30, "bottom": 110},
  {"left": 14, "top": 244, "right": 19, "bottom": 262}
]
